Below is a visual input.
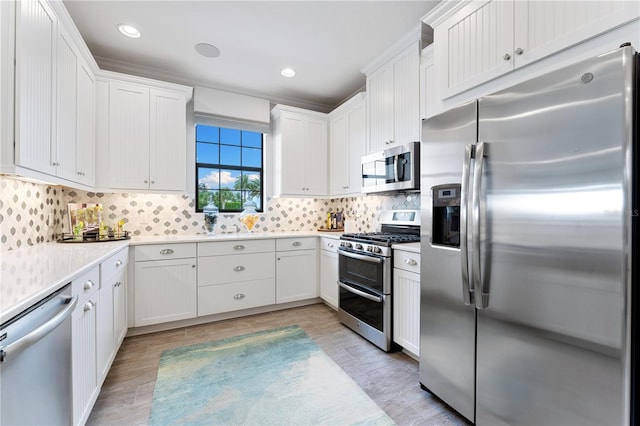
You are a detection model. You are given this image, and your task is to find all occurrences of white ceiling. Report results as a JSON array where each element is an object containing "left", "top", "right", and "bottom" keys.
[{"left": 62, "top": 1, "right": 438, "bottom": 112}]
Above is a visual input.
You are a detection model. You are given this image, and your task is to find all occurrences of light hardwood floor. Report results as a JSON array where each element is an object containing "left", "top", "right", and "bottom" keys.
[{"left": 88, "top": 303, "right": 469, "bottom": 426}]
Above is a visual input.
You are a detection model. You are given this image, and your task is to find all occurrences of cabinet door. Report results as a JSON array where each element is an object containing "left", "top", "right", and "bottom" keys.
[
  {"left": 75, "top": 60, "right": 95, "bottom": 186},
  {"left": 329, "top": 113, "right": 349, "bottom": 195},
  {"left": 319, "top": 248, "right": 338, "bottom": 309},
  {"left": 276, "top": 250, "right": 318, "bottom": 304},
  {"left": 72, "top": 297, "right": 98, "bottom": 426},
  {"left": 15, "top": 0, "right": 57, "bottom": 175},
  {"left": 109, "top": 82, "right": 150, "bottom": 190},
  {"left": 149, "top": 89, "right": 186, "bottom": 191},
  {"left": 113, "top": 270, "right": 127, "bottom": 348},
  {"left": 392, "top": 42, "right": 420, "bottom": 146},
  {"left": 279, "top": 113, "right": 306, "bottom": 195},
  {"left": 436, "top": 0, "right": 514, "bottom": 99},
  {"left": 366, "top": 64, "right": 393, "bottom": 153},
  {"left": 96, "top": 280, "right": 114, "bottom": 384},
  {"left": 55, "top": 27, "right": 77, "bottom": 181},
  {"left": 347, "top": 102, "right": 366, "bottom": 194},
  {"left": 393, "top": 268, "right": 420, "bottom": 356},
  {"left": 514, "top": 0, "right": 640, "bottom": 68},
  {"left": 304, "top": 117, "right": 328, "bottom": 195},
  {"left": 134, "top": 258, "right": 197, "bottom": 327}
]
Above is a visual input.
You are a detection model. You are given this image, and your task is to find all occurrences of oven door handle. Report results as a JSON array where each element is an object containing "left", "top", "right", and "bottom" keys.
[
  {"left": 338, "top": 281, "right": 383, "bottom": 303},
  {"left": 338, "top": 249, "right": 383, "bottom": 264}
]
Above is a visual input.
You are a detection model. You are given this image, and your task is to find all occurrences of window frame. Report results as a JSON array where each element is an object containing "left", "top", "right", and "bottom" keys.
[{"left": 195, "top": 124, "right": 264, "bottom": 213}]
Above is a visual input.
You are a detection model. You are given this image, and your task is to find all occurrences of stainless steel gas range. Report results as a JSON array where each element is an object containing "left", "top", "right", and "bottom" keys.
[{"left": 337, "top": 210, "right": 420, "bottom": 351}]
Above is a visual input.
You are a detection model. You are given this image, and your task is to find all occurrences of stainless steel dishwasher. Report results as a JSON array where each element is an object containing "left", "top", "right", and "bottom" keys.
[{"left": 0, "top": 283, "right": 77, "bottom": 425}]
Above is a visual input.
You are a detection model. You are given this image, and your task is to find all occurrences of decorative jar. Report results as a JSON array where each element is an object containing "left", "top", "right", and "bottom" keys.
[
  {"left": 239, "top": 200, "right": 259, "bottom": 232},
  {"left": 203, "top": 198, "right": 219, "bottom": 235}
]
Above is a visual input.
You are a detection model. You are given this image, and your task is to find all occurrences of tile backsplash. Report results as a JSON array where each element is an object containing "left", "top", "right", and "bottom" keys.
[{"left": 0, "top": 176, "right": 420, "bottom": 251}]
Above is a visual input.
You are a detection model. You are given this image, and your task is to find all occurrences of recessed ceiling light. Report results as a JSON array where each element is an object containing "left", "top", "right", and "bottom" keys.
[
  {"left": 281, "top": 68, "right": 296, "bottom": 78},
  {"left": 117, "top": 24, "right": 141, "bottom": 39},
  {"left": 195, "top": 43, "right": 221, "bottom": 58}
]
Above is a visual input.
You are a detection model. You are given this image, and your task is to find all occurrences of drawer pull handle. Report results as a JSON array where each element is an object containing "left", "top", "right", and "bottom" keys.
[
  {"left": 233, "top": 293, "right": 246, "bottom": 300},
  {"left": 233, "top": 266, "right": 245, "bottom": 272},
  {"left": 292, "top": 241, "right": 302, "bottom": 247},
  {"left": 404, "top": 258, "right": 418, "bottom": 266},
  {"left": 160, "top": 249, "right": 174, "bottom": 255},
  {"left": 233, "top": 245, "right": 245, "bottom": 251},
  {"left": 83, "top": 280, "right": 95, "bottom": 290},
  {"left": 115, "top": 260, "right": 123, "bottom": 267},
  {"left": 84, "top": 301, "right": 95, "bottom": 312}
]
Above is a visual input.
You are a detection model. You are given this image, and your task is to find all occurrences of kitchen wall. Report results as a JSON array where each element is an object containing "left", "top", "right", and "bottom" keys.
[{"left": 0, "top": 175, "right": 420, "bottom": 251}]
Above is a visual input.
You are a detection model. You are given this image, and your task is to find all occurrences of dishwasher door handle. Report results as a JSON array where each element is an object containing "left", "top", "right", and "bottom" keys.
[{"left": 0, "top": 295, "right": 77, "bottom": 363}]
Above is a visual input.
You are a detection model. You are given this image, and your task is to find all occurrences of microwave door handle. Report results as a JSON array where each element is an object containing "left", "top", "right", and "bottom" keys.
[
  {"left": 460, "top": 144, "right": 474, "bottom": 305},
  {"left": 393, "top": 155, "right": 400, "bottom": 182},
  {"left": 472, "top": 141, "right": 488, "bottom": 309}
]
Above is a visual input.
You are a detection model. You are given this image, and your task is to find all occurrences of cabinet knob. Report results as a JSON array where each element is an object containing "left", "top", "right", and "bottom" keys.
[
  {"left": 144, "top": 180, "right": 149, "bottom": 184},
  {"left": 328, "top": 243, "right": 334, "bottom": 248},
  {"left": 160, "top": 249, "right": 174, "bottom": 255},
  {"left": 115, "top": 260, "right": 123, "bottom": 267},
  {"left": 404, "top": 258, "right": 418, "bottom": 266},
  {"left": 233, "top": 265, "right": 245, "bottom": 272},
  {"left": 151, "top": 180, "right": 155, "bottom": 184},
  {"left": 233, "top": 293, "right": 246, "bottom": 300},
  {"left": 192, "top": 264, "right": 196, "bottom": 268},
  {"left": 343, "top": 186, "right": 349, "bottom": 189},
  {"left": 503, "top": 53, "right": 512, "bottom": 61},
  {"left": 114, "top": 281, "right": 121, "bottom": 288},
  {"left": 83, "top": 280, "right": 95, "bottom": 290},
  {"left": 292, "top": 241, "right": 302, "bottom": 247},
  {"left": 84, "top": 301, "right": 95, "bottom": 312},
  {"left": 515, "top": 47, "right": 524, "bottom": 55},
  {"left": 233, "top": 245, "right": 245, "bottom": 251}
]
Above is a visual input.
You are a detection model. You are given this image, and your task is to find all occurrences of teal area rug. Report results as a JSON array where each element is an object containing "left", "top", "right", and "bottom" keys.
[{"left": 149, "top": 325, "right": 395, "bottom": 425}]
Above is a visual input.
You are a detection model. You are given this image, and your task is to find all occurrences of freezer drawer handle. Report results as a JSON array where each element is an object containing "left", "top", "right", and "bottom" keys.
[
  {"left": 0, "top": 295, "right": 77, "bottom": 363},
  {"left": 337, "top": 281, "right": 383, "bottom": 303},
  {"left": 472, "top": 141, "right": 489, "bottom": 309},
  {"left": 460, "top": 144, "right": 474, "bottom": 305}
]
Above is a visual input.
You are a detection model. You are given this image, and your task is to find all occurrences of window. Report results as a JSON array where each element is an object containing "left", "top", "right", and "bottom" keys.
[{"left": 196, "top": 124, "right": 264, "bottom": 212}]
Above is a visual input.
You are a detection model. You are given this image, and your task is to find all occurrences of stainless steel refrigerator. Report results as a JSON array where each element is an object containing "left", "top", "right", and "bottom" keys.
[{"left": 419, "top": 45, "right": 638, "bottom": 426}]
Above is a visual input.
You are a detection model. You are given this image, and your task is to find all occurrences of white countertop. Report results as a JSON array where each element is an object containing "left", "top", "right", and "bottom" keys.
[
  {"left": 1, "top": 231, "right": 342, "bottom": 324},
  {"left": 1, "top": 240, "right": 129, "bottom": 324},
  {"left": 392, "top": 242, "right": 420, "bottom": 253}
]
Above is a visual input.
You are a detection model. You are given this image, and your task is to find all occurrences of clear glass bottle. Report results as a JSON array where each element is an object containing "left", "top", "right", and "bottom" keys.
[
  {"left": 239, "top": 200, "right": 259, "bottom": 232},
  {"left": 203, "top": 196, "right": 219, "bottom": 235}
]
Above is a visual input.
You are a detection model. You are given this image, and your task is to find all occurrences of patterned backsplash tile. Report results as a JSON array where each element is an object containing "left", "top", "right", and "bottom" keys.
[{"left": 0, "top": 176, "right": 420, "bottom": 251}]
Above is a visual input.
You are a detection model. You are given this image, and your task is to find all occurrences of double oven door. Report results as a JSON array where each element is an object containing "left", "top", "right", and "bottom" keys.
[{"left": 337, "top": 247, "right": 393, "bottom": 351}]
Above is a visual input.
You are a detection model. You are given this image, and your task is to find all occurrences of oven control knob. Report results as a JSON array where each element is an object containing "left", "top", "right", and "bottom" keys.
[
  {"left": 374, "top": 247, "right": 382, "bottom": 254},
  {"left": 342, "top": 242, "right": 352, "bottom": 248},
  {"left": 366, "top": 246, "right": 372, "bottom": 252},
  {"left": 355, "top": 244, "right": 363, "bottom": 250}
]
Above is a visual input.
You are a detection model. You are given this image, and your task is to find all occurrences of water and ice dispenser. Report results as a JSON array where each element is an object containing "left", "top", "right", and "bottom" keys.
[{"left": 431, "top": 184, "right": 461, "bottom": 248}]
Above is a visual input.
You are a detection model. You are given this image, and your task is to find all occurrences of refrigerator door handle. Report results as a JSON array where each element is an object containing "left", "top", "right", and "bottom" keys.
[
  {"left": 460, "top": 144, "right": 474, "bottom": 305},
  {"left": 472, "top": 141, "right": 489, "bottom": 309}
]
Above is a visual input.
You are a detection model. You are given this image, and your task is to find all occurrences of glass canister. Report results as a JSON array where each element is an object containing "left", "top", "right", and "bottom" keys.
[
  {"left": 239, "top": 200, "right": 260, "bottom": 232},
  {"left": 203, "top": 197, "right": 219, "bottom": 235}
]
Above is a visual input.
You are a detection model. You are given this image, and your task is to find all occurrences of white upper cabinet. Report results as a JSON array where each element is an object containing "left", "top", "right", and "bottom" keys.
[
  {"left": 11, "top": 0, "right": 96, "bottom": 187},
  {"left": 427, "top": 0, "right": 640, "bottom": 99},
  {"left": 271, "top": 105, "right": 328, "bottom": 197},
  {"left": 329, "top": 93, "right": 366, "bottom": 196},
  {"left": 0, "top": 0, "right": 15, "bottom": 172},
  {"left": 364, "top": 41, "right": 421, "bottom": 154},
  {"left": 99, "top": 75, "right": 191, "bottom": 192},
  {"left": 14, "top": 0, "right": 57, "bottom": 176}
]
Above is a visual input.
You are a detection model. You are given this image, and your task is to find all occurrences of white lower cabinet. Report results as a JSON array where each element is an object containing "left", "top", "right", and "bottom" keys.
[
  {"left": 197, "top": 240, "right": 276, "bottom": 316},
  {"left": 96, "top": 247, "right": 128, "bottom": 384},
  {"left": 319, "top": 237, "right": 339, "bottom": 309},
  {"left": 134, "top": 244, "right": 197, "bottom": 327},
  {"left": 71, "top": 266, "right": 100, "bottom": 426},
  {"left": 276, "top": 238, "right": 318, "bottom": 304},
  {"left": 393, "top": 248, "right": 421, "bottom": 357}
]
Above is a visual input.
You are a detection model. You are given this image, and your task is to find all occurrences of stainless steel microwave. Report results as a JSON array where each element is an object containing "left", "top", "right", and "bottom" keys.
[{"left": 361, "top": 142, "right": 420, "bottom": 194}]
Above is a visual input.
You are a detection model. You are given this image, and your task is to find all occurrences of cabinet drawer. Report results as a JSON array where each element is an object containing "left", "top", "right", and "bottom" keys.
[
  {"left": 394, "top": 250, "right": 420, "bottom": 274},
  {"left": 198, "top": 279, "right": 275, "bottom": 316},
  {"left": 198, "top": 239, "right": 275, "bottom": 256},
  {"left": 72, "top": 266, "right": 100, "bottom": 305},
  {"left": 198, "top": 252, "right": 275, "bottom": 286},
  {"left": 135, "top": 243, "right": 196, "bottom": 261},
  {"left": 276, "top": 237, "right": 316, "bottom": 251},
  {"left": 320, "top": 237, "right": 339, "bottom": 253},
  {"left": 100, "top": 247, "right": 129, "bottom": 283}
]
